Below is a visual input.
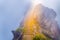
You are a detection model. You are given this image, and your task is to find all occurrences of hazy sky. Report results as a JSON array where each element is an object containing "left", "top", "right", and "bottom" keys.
[{"left": 0, "top": 0, "right": 60, "bottom": 40}]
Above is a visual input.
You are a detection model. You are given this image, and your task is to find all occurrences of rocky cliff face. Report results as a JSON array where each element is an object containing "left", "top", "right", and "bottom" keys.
[
  {"left": 12, "top": 4, "right": 60, "bottom": 40},
  {"left": 36, "top": 4, "right": 60, "bottom": 39}
]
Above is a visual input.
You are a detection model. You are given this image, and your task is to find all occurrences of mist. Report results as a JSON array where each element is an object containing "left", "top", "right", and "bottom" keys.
[{"left": 0, "top": 0, "right": 60, "bottom": 40}]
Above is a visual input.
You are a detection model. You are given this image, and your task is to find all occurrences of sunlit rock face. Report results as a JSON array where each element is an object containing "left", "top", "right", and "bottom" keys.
[{"left": 12, "top": 4, "right": 60, "bottom": 40}]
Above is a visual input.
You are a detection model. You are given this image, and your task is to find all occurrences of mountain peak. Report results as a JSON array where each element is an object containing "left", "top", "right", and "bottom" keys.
[{"left": 12, "top": 4, "right": 60, "bottom": 40}]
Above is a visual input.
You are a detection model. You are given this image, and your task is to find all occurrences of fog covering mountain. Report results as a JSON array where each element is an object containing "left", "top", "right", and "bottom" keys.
[
  {"left": 0, "top": 0, "right": 31, "bottom": 40},
  {"left": 12, "top": 4, "right": 60, "bottom": 40},
  {"left": 0, "top": 0, "right": 60, "bottom": 40}
]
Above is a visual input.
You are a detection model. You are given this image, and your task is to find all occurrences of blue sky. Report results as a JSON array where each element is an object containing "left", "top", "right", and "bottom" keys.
[{"left": 0, "top": 0, "right": 60, "bottom": 40}]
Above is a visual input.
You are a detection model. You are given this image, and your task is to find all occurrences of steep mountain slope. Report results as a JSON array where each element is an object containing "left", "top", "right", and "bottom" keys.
[{"left": 12, "top": 4, "right": 60, "bottom": 40}]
